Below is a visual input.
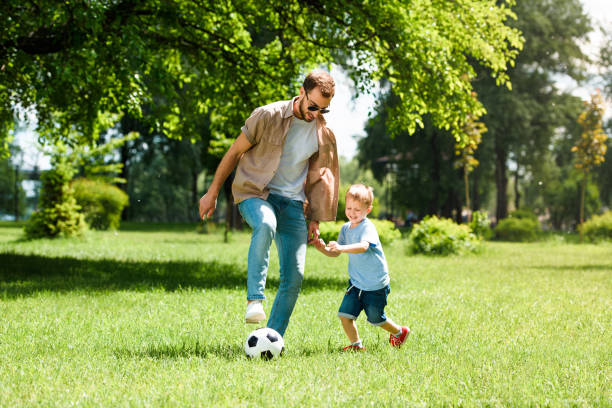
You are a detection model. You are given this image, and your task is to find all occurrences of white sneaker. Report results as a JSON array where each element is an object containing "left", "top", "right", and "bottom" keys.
[{"left": 245, "top": 300, "right": 266, "bottom": 323}]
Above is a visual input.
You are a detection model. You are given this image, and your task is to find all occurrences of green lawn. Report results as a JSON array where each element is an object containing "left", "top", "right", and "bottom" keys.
[{"left": 0, "top": 223, "right": 610, "bottom": 406}]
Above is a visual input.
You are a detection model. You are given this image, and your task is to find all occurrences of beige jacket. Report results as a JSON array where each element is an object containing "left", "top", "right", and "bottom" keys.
[{"left": 232, "top": 98, "right": 339, "bottom": 221}]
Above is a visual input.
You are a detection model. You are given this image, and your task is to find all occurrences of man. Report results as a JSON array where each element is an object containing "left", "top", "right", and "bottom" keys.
[{"left": 199, "top": 70, "right": 339, "bottom": 336}]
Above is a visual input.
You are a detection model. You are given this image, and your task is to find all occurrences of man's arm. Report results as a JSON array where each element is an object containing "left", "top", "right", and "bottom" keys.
[{"left": 199, "top": 132, "right": 252, "bottom": 220}]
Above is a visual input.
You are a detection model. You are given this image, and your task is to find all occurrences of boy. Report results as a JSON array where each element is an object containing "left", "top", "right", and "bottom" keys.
[{"left": 314, "top": 184, "right": 410, "bottom": 350}]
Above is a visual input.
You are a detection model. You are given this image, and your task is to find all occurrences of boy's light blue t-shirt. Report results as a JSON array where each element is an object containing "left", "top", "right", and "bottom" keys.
[{"left": 337, "top": 218, "right": 390, "bottom": 291}]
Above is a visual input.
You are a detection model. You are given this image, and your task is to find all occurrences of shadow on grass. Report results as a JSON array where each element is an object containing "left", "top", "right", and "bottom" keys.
[
  {"left": 115, "top": 341, "right": 340, "bottom": 361},
  {"left": 530, "top": 264, "right": 612, "bottom": 272},
  {"left": 114, "top": 342, "right": 246, "bottom": 361},
  {"left": 0, "top": 253, "right": 345, "bottom": 298}
]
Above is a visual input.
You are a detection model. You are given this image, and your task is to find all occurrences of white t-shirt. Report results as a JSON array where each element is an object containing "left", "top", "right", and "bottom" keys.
[{"left": 267, "top": 117, "right": 318, "bottom": 201}]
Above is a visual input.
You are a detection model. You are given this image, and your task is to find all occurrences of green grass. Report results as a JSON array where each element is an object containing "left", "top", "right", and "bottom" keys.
[{"left": 0, "top": 223, "right": 610, "bottom": 406}]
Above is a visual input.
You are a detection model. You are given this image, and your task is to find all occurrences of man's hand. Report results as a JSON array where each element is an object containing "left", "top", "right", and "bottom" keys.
[
  {"left": 307, "top": 221, "right": 320, "bottom": 244},
  {"left": 199, "top": 191, "right": 218, "bottom": 220}
]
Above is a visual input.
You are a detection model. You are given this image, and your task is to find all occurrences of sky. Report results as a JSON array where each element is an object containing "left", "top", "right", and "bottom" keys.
[{"left": 14, "top": 0, "right": 612, "bottom": 168}]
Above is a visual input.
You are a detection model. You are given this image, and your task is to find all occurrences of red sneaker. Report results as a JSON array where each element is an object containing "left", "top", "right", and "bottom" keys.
[
  {"left": 389, "top": 326, "right": 410, "bottom": 348},
  {"left": 343, "top": 344, "right": 366, "bottom": 351}
]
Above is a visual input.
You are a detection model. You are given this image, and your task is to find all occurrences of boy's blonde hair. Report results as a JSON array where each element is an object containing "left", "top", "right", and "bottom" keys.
[{"left": 346, "top": 184, "right": 374, "bottom": 208}]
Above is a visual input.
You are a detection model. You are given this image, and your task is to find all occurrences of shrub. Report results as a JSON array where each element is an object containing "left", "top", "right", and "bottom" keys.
[
  {"left": 494, "top": 217, "right": 541, "bottom": 242},
  {"left": 469, "top": 210, "right": 492, "bottom": 239},
  {"left": 72, "top": 178, "right": 129, "bottom": 230},
  {"left": 24, "top": 162, "right": 86, "bottom": 239},
  {"left": 318, "top": 218, "right": 401, "bottom": 245},
  {"left": 581, "top": 211, "right": 612, "bottom": 242},
  {"left": 408, "top": 215, "right": 479, "bottom": 256},
  {"left": 509, "top": 208, "right": 538, "bottom": 222}
]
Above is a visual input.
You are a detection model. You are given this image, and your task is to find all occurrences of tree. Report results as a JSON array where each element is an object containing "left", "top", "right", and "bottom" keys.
[
  {"left": 572, "top": 90, "right": 608, "bottom": 241},
  {"left": 473, "top": 0, "right": 592, "bottom": 221},
  {"left": 0, "top": 142, "right": 26, "bottom": 219},
  {"left": 1, "top": 0, "right": 522, "bottom": 156},
  {"left": 454, "top": 105, "right": 486, "bottom": 221}
]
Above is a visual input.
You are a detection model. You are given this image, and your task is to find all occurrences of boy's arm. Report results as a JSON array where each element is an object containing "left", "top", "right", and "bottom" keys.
[
  {"left": 328, "top": 240, "right": 369, "bottom": 254},
  {"left": 313, "top": 239, "right": 341, "bottom": 257}
]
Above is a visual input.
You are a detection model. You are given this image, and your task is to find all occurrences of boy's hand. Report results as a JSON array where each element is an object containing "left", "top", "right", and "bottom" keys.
[
  {"left": 327, "top": 241, "right": 339, "bottom": 251},
  {"left": 313, "top": 238, "right": 326, "bottom": 250}
]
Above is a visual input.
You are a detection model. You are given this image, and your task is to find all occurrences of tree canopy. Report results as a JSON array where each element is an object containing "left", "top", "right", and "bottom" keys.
[{"left": 1, "top": 0, "right": 523, "bottom": 156}]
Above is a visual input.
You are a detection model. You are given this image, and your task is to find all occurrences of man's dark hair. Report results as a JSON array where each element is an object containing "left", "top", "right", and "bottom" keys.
[{"left": 303, "top": 70, "right": 335, "bottom": 98}]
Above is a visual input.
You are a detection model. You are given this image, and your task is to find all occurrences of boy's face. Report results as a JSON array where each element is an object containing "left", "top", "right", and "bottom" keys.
[{"left": 345, "top": 197, "right": 371, "bottom": 225}]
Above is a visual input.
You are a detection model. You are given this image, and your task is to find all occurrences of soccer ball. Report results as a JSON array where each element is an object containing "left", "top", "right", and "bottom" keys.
[{"left": 244, "top": 327, "right": 285, "bottom": 360}]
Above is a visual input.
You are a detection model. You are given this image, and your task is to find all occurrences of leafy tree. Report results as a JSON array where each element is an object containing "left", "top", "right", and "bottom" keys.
[
  {"left": 0, "top": 143, "right": 26, "bottom": 219},
  {"left": 454, "top": 106, "right": 486, "bottom": 221},
  {"left": 473, "top": 0, "right": 591, "bottom": 221},
  {"left": 358, "top": 91, "right": 464, "bottom": 222},
  {"left": 1, "top": 0, "right": 522, "bottom": 157},
  {"left": 24, "top": 148, "right": 86, "bottom": 238},
  {"left": 572, "top": 91, "right": 608, "bottom": 241}
]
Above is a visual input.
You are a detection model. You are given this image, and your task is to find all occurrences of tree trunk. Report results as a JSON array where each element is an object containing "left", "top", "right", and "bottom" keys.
[
  {"left": 579, "top": 173, "right": 587, "bottom": 243},
  {"left": 119, "top": 141, "right": 130, "bottom": 220},
  {"left": 429, "top": 132, "right": 441, "bottom": 215},
  {"left": 192, "top": 169, "right": 199, "bottom": 222},
  {"left": 464, "top": 167, "right": 471, "bottom": 222},
  {"left": 494, "top": 142, "right": 508, "bottom": 222},
  {"left": 514, "top": 163, "right": 520, "bottom": 211},
  {"left": 13, "top": 164, "right": 19, "bottom": 221},
  {"left": 472, "top": 165, "right": 481, "bottom": 211}
]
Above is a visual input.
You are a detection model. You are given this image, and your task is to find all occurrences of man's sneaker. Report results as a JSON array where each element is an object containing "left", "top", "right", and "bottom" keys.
[
  {"left": 245, "top": 300, "right": 266, "bottom": 323},
  {"left": 343, "top": 344, "right": 366, "bottom": 351},
  {"left": 389, "top": 326, "right": 410, "bottom": 348}
]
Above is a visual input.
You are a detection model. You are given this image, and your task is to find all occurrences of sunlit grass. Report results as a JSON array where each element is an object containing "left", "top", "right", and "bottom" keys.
[{"left": 0, "top": 223, "right": 610, "bottom": 406}]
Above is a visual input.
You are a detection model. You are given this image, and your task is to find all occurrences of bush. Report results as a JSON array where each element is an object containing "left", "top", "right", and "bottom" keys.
[
  {"left": 24, "top": 163, "right": 86, "bottom": 239},
  {"left": 509, "top": 208, "right": 538, "bottom": 222},
  {"left": 494, "top": 217, "right": 541, "bottom": 242},
  {"left": 469, "top": 210, "right": 492, "bottom": 239},
  {"left": 408, "top": 215, "right": 479, "bottom": 256},
  {"left": 318, "top": 218, "right": 401, "bottom": 245},
  {"left": 581, "top": 211, "right": 612, "bottom": 242},
  {"left": 73, "top": 178, "right": 129, "bottom": 230}
]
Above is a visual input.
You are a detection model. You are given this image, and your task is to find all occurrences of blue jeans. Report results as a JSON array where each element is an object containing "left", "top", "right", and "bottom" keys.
[{"left": 238, "top": 194, "right": 307, "bottom": 336}]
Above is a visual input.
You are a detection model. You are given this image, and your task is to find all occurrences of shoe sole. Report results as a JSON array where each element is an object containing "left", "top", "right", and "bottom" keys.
[{"left": 245, "top": 314, "right": 266, "bottom": 324}]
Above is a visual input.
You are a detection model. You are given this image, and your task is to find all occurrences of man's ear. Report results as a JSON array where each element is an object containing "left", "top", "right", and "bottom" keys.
[
  {"left": 299, "top": 86, "right": 305, "bottom": 97},
  {"left": 367, "top": 206, "right": 373, "bottom": 214}
]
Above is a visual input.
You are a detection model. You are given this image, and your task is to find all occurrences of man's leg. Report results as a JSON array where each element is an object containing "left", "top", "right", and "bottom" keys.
[
  {"left": 238, "top": 198, "right": 277, "bottom": 303},
  {"left": 267, "top": 198, "right": 307, "bottom": 336}
]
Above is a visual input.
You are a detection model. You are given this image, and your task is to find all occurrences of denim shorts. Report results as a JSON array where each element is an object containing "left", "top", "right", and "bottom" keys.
[{"left": 338, "top": 280, "right": 390, "bottom": 326}]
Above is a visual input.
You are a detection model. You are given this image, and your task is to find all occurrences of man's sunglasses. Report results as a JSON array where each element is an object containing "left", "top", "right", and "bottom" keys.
[{"left": 306, "top": 92, "right": 330, "bottom": 114}]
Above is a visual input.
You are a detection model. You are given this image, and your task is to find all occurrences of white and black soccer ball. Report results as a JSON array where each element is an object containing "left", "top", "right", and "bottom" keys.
[{"left": 244, "top": 328, "right": 285, "bottom": 360}]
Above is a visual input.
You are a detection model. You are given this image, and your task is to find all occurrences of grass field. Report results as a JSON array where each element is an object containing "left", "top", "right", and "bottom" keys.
[{"left": 0, "top": 222, "right": 610, "bottom": 407}]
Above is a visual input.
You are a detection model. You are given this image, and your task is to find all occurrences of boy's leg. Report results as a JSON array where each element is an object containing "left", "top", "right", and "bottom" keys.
[
  {"left": 339, "top": 316, "right": 359, "bottom": 343},
  {"left": 362, "top": 287, "right": 411, "bottom": 347},
  {"left": 338, "top": 282, "right": 363, "bottom": 348},
  {"left": 379, "top": 319, "right": 401, "bottom": 334},
  {"left": 238, "top": 198, "right": 277, "bottom": 302},
  {"left": 266, "top": 198, "right": 307, "bottom": 336}
]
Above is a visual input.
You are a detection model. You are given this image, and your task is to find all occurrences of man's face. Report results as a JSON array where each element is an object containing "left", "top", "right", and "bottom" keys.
[{"left": 298, "top": 86, "right": 332, "bottom": 122}]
